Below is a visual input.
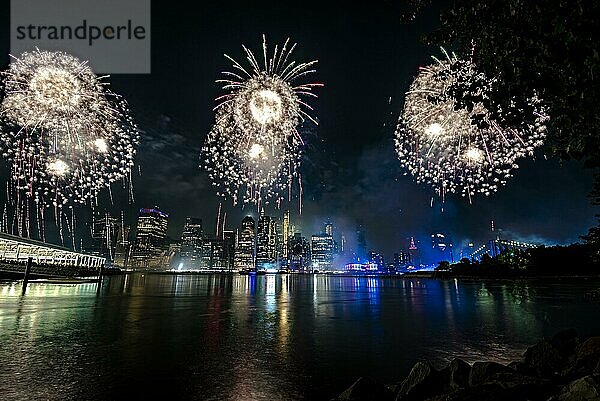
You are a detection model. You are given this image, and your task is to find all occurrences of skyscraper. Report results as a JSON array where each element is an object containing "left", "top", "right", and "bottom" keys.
[
  {"left": 88, "top": 211, "right": 118, "bottom": 261},
  {"left": 289, "top": 233, "right": 310, "bottom": 272},
  {"left": 222, "top": 230, "right": 235, "bottom": 270},
  {"left": 311, "top": 233, "right": 334, "bottom": 271},
  {"left": 234, "top": 216, "right": 255, "bottom": 270},
  {"left": 408, "top": 236, "right": 420, "bottom": 267},
  {"left": 200, "top": 234, "right": 234, "bottom": 270},
  {"left": 113, "top": 223, "right": 131, "bottom": 268},
  {"left": 256, "top": 210, "right": 276, "bottom": 268},
  {"left": 113, "top": 211, "right": 130, "bottom": 268},
  {"left": 130, "top": 207, "right": 169, "bottom": 269},
  {"left": 282, "top": 210, "right": 291, "bottom": 260},
  {"left": 356, "top": 224, "right": 367, "bottom": 261},
  {"left": 180, "top": 217, "right": 203, "bottom": 269}
]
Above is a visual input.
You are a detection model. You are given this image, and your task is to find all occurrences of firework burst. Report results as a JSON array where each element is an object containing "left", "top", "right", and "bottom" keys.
[
  {"left": 0, "top": 50, "right": 139, "bottom": 210},
  {"left": 202, "top": 36, "right": 322, "bottom": 206},
  {"left": 394, "top": 49, "right": 548, "bottom": 202}
]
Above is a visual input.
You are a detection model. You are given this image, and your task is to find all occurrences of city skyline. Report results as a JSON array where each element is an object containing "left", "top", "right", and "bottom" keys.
[{"left": 86, "top": 204, "right": 548, "bottom": 270}]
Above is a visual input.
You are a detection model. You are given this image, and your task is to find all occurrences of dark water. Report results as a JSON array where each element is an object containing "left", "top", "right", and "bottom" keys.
[{"left": 1, "top": 274, "right": 599, "bottom": 400}]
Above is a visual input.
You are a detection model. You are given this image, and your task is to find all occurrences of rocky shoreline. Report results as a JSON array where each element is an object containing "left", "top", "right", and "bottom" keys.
[{"left": 333, "top": 330, "right": 600, "bottom": 401}]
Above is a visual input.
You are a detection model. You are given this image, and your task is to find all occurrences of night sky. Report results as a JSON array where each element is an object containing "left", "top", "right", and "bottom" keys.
[{"left": 0, "top": 1, "right": 597, "bottom": 259}]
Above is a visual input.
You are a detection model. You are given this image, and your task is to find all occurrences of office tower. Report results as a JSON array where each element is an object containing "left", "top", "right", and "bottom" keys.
[
  {"left": 114, "top": 222, "right": 131, "bottom": 268},
  {"left": 282, "top": 210, "right": 290, "bottom": 260},
  {"left": 356, "top": 224, "right": 367, "bottom": 260},
  {"left": 88, "top": 212, "right": 119, "bottom": 261},
  {"left": 222, "top": 230, "right": 235, "bottom": 270},
  {"left": 431, "top": 232, "right": 453, "bottom": 263},
  {"left": 368, "top": 251, "right": 385, "bottom": 270},
  {"left": 256, "top": 210, "right": 276, "bottom": 268},
  {"left": 408, "top": 236, "right": 420, "bottom": 266},
  {"left": 393, "top": 251, "right": 409, "bottom": 270},
  {"left": 234, "top": 216, "right": 255, "bottom": 269},
  {"left": 289, "top": 233, "right": 311, "bottom": 272},
  {"left": 311, "top": 233, "right": 334, "bottom": 271},
  {"left": 199, "top": 233, "right": 235, "bottom": 270},
  {"left": 180, "top": 217, "right": 203, "bottom": 269},
  {"left": 130, "top": 207, "right": 169, "bottom": 269}
]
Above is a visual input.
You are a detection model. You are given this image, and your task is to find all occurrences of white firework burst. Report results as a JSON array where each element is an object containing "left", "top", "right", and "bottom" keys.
[
  {"left": 202, "top": 36, "right": 322, "bottom": 206},
  {"left": 0, "top": 49, "right": 139, "bottom": 209},
  {"left": 394, "top": 49, "right": 548, "bottom": 202}
]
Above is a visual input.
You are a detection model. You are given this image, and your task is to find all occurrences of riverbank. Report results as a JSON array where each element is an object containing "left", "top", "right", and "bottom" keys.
[{"left": 333, "top": 330, "right": 600, "bottom": 401}]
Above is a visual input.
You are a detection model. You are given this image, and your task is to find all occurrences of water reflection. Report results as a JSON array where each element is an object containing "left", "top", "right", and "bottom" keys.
[{"left": 1, "top": 275, "right": 599, "bottom": 401}]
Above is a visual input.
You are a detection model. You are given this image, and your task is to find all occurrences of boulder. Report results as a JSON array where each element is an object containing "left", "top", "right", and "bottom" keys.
[
  {"left": 469, "top": 361, "right": 513, "bottom": 387},
  {"left": 565, "top": 337, "right": 600, "bottom": 378},
  {"left": 523, "top": 339, "right": 564, "bottom": 377},
  {"left": 485, "top": 372, "right": 555, "bottom": 400},
  {"left": 445, "top": 359, "right": 471, "bottom": 389},
  {"left": 551, "top": 329, "right": 580, "bottom": 360},
  {"left": 397, "top": 362, "right": 447, "bottom": 400},
  {"left": 333, "top": 377, "right": 395, "bottom": 401},
  {"left": 424, "top": 383, "right": 506, "bottom": 401},
  {"left": 508, "top": 361, "right": 531, "bottom": 375},
  {"left": 557, "top": 375, "right": 600, "bottom": 401}
]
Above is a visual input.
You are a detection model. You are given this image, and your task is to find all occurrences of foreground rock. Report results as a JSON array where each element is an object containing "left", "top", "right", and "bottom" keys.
[
  {"left": 332, "top": 331, "right": 600, "bottom": 401},
  {"left": 332, "top": 377, "right": 395, "bottom": 401}
]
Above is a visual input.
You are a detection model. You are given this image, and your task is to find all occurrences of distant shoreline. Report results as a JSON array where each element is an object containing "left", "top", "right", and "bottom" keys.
[
  {"left": 2, "top": 269, "right": 600, "bottom": 282},
  {"left": 124, "top": 270, "right": 600, "bottom": 280}
]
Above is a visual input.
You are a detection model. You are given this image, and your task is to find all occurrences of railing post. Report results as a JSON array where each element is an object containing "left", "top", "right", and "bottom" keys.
[
  {"left": 22, "top": 257, "right": 33, "bottom": 296},
  {"left": 96, "top": 262, "right": 105, "bottom": 295}
]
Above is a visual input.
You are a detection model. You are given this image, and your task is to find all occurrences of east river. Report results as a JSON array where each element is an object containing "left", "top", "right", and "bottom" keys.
[{"left": 1, "top": 274, "right": 599, "bottom": 400}]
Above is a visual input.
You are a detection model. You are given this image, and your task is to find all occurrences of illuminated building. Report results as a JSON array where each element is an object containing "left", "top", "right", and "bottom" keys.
[
  {"left": 282, "top": 210, "right": 290, "bottom": 260},
  {"left": 311, "top": 233, "right": 334, "bottom": 271},
  {"left": 234, "top": 216, "right": 255, "bottom": 269},
  {"left": 200, "top": 234, "right": 235, "bottom": 270},
  {"left": 431, "top": 232, "right": 454, "bottom": 263},
  {"left": 130, "top": 207, "right": 169, "bottom": 269},
  {"left": 345, "top": 262, "right": 378, "bottom": 272},
  {"left": 113, "top": 212, "right": 130, "bottom": 268},
  {"left": 289, "top": 233, "right": 310, "bottom": 272},
  {"left": 87, "top": 212, "right": 119, "bottom": 261},
  {"left": 368, "top": 251, "right": 385, "bottom": 270},
  {"left": 392, "top": 251, "right": 409, "bottom": 271},
  {"left": 167, "top": 240, "right": 181, "bottom": 268},
  {"left": 408, "top": 236, "right": 420, "bottom": 266},
  {"left": 356, "top": 224, "right": 367, "bottom": 260},
  {"left": 222, "top": 230, "right": 235, "bottom": 269},
  {"left": 256, "top": 210, "right": 277, "bottom": 268},
  {"left": 180, "top": 217, "right": 203, "bottom": 269}
]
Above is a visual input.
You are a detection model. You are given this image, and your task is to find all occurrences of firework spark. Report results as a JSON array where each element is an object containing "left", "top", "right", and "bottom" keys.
[
  {"left": 394, "top": 49, "right": 548, "bottom": 201},
  {"left": 202, "top": 36, "right": 322, "bottom": 206},
  {"left": 0, "top": 50, "right": 139, "bottom": 211}
]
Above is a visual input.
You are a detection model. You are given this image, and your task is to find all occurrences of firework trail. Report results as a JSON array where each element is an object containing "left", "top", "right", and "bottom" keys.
[
  {"left": 394, "top": 49, "right": 548, "bottom": 202},
  {"left": 202, "top": 36, "right": 322, "bottom": 207},
  {"left": 0, "top": 50, "right": 139, "bottom": 236}
]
